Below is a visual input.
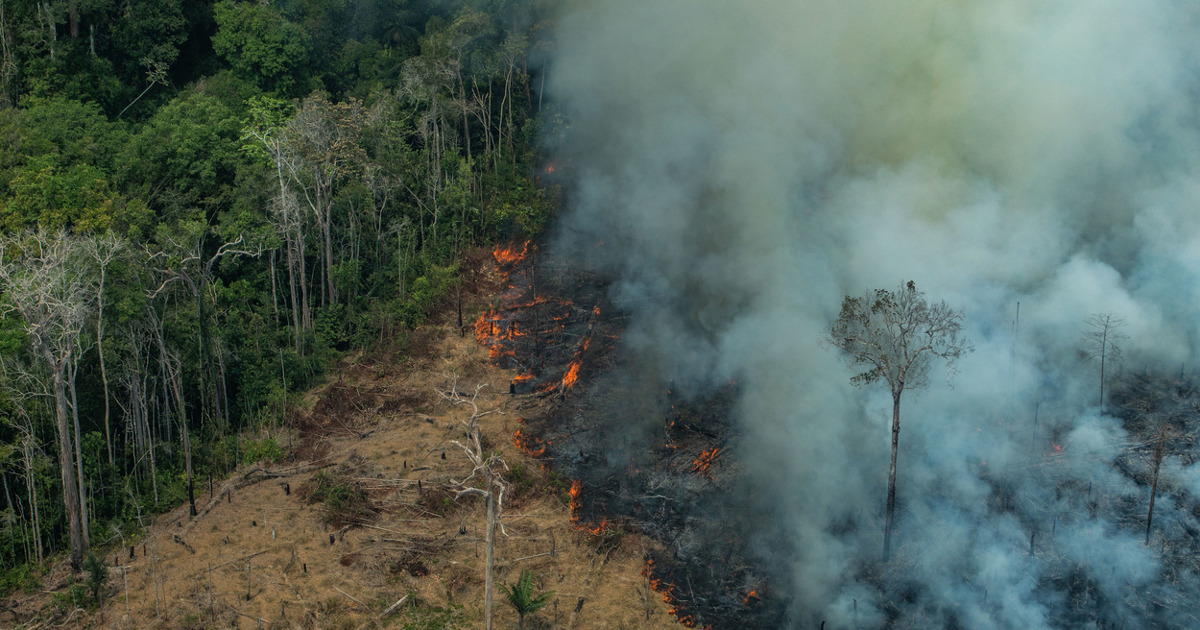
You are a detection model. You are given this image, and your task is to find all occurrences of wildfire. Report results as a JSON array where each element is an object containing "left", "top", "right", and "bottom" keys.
[
  {"left": 691, "top": 447, "right": 721, "bottom": 478},
  {"left": 568, "top": 480, "right": 582, "bottom": 518},
  {"left": 513, "top": 428, "right": 548, "bottom": 458},
  {"left": 743, "top": 589, "right": 760, "bottom": 604},
  {"left": 1050, "top": 441, "right": 1063, "bottom": 454},
  {"left": 567, "top": 479, "right": 612, "bottom": 535},
  {"left": 562, "top": 361, "right": 581, "bottom": 389},
  {"left": 493, "top": 240, "right": 530, "bottom": 266},
  {"left": 642, "top": 558, "right": 710, "bottom": 628}
]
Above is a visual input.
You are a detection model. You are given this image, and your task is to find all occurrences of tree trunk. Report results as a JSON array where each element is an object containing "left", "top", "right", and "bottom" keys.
[
  {"left": 53, "top": 367, "right": 85, "bottom": 572},
  {"left": 1099, "top": 326, "right": 1107, "bottom": 413},
  {"left": 1146, "top": 429, "right": 1166, "bottom": 545},
  {"left": 67, "top": 361, "right": 89, "bottom": 549},
  {"left": 484, "top": 475, "right": 496, "bottom": 630},
  {"left": 97, "top": 264, "right": 112, "bottom": 465},
  {"left": 883, "top": 391, "right": 902, "bottom": 562}
]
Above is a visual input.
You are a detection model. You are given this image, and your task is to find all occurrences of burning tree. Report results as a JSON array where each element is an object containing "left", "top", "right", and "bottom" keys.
[{"left": 827, "top": 281, "right": 970, "bottom": 562}]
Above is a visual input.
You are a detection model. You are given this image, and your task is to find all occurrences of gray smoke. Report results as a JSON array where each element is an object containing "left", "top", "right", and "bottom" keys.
[{"left": 543, "top": 1, "right": 1200, "bottom": 627}]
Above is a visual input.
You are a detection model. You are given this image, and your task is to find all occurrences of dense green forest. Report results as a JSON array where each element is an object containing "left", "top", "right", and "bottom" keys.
[{"left": 0, "top": 0, "right": 555, "bottom": 584}]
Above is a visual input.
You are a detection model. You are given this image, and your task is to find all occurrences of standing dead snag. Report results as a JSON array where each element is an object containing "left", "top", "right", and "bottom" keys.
[
  {"left": 440, "top": 382, "right": 507, "bottom": 630},
  {"left": 1083, "top": 313, "right": 1128, "bottom": 415},
  {"left": 826, "top": 280, "right": 971, "bottom": 562}
]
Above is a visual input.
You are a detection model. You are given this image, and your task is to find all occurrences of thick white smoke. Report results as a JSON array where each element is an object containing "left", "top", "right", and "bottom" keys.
[{"left": 544, "top": 1, "right": 1200, "bottom": 627}]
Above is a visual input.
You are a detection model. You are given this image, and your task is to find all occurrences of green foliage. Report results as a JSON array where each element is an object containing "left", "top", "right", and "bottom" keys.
[
  {"left": 50, "top": 582, "right": 90, "bottom": 614},
  {"left": 397, "top": 601, "right": 468, "bottom": 630},
  {"left": 0, "top": 563, "right": 41, "bottom": 596},
  {"left": 0, "top": 0, "right": 555, "bottom": 582},
  {"left": 499, "top": 569, "right": 554, "bottom": 629},
  {"left": 240, "top": 435, "right": 284, "bottom": 465},
  {"left": 308, "top": 471, "right": 374, "bottom": 527},
  {"left": 213, "top": 1, "right": 313, "bottom": 95},
  {"left": 108, "top": 0, "right": 189, "bottom": 81},
  {"left": 83, "top": 551, "right": 108, "bottom": 606},
  {"left": 1, "top": 161, "right": 118, "bottom": 233},
  {"left": 398, "top": 264, "right": 457, "bottom": 327}
]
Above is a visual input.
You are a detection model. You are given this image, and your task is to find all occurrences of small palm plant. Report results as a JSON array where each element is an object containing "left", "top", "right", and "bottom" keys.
[{"left": 499, "top": 569, "right": 554, "bottom": 630}]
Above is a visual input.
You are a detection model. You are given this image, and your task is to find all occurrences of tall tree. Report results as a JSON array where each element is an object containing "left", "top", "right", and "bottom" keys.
[
  {"left": 0, "top": 229, "right": 96, "bottom": 572},
  {"left": 282, "top": 94, "right": 366, "bottom": 308},
  {"left": 1083, "top": 312, "right": 1127, "bottom": 415},
  {"left": 85, "top": 230, "right": 123, "bottom": 465},
  {"left": 827, "top": 280, "right": 970, "bottom": 562}
]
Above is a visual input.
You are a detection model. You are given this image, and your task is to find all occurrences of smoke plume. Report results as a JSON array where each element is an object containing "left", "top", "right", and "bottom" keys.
[{"left": 543, "top": 1, "right": 1200, "bottom": 627}]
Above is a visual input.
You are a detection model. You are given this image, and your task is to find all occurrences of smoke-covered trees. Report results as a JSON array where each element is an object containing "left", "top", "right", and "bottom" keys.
[
  {"left": 827, "top": 281, "right": 970, "bottom": 561},
  {"left": 1084, "top": 312, "right": 1127, "bottom": 414}
]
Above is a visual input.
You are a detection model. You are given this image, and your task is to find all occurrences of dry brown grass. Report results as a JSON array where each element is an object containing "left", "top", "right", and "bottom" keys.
[{"left": 21, "top": 303, "right": 684, "bottom": 629}]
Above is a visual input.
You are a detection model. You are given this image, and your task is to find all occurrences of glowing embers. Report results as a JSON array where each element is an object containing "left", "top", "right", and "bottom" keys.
[
  {"left": 513, "top": 419, "right": 550, "bottom": 460},
  {"left": 690, "top": 447, "right": 721, "bottom": 479},
  {"left": 567, "top": 479, "right": 611, "bottom": 536},
  {"left": 643, "top": 558, "right": 711, "bottom": 629}
]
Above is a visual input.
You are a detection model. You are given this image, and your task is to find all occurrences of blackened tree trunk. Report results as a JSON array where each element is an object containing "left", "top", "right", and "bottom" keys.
[{"left": 884, "top": 391, "right": 902, "bottom": 562}]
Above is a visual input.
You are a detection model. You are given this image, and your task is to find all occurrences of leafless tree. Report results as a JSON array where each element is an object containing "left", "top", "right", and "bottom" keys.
[
  {"left": 440, "top": 382, "right": 506, "bottom": 630},
  {"left": 1083, "top": 313, "right": 1128, "bottom": 414},
  {"left": 0, "top": 229, "right": 97, "bottom": 571},
  {"left": 826, "top": 280, "right": 971, "bottom": 562},
  {"left": 85, "top": 231, "right": 125, "bottom": 465}
]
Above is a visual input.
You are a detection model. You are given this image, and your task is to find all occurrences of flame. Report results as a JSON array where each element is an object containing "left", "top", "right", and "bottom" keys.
[
  {"left": 513, "top": 428, "right": 548, "bottom": 458},
  {"left": 567, "top": 479, "right": 612, "bottom": 535},
  {"left": 493, "top": 240, "right": 530, "bottom": 266},
  {"left": 1050, "top": 441, "right": 1063, "bottom": 454},
  {"left": 743, "top": 589, "right": 760, "bottom": 604},
  {"left": 691, "top": 447, "right": 721, "bottom": 478},
  {"left": 562, "top": 361, "right": 581, "bottom": 388},
  {"left": 642, "top": 558, "right": 708, "bottom": 628}
]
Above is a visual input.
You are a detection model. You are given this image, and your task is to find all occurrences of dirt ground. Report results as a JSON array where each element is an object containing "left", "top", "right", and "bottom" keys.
[{"left": 11, "top": 252, "right": 686, "bottom": 630}]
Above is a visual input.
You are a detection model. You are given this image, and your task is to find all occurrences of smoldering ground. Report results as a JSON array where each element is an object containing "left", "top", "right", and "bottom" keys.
[{"left": 540, "top": 0, "right": 1200, "bottom": 628}]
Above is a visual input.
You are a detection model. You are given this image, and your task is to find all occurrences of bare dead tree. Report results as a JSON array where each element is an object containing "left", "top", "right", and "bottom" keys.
[
  {"left": 1146, "top": 426, "right": 1169, "bottom": 545},
  {"left": 826, "top": 280, "right": 971, "bottom": 562},
  {"left": 85, "top": 232, "right": 125, "bottom": 465},
  {"left": 440, "top": 381, "right": 506, "bottom": 630},
  {"left": 1084, "top": 313, "right": 1128, "bottom": 415},
  {"left": 0, "top": 229, "right": 97, "bottom": 572}
]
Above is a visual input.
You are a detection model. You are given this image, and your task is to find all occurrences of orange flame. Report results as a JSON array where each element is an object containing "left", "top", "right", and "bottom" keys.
[
  {"left": 493, "top": 240, "right": 530, "bottom": 266},
  {"left": 691, "top": 447, "right": 721, "bottom": 478},
  {"left": 562, "top": 361, "right": 581, "bottom": 389},
  {"left": 567, "top": 479, "right": 612, "bottom": 535},
  {"left": 642, "top": 558, "right": 707, "bottom": 628},
  {"left": 743, "top": 589, "right": 760, "bottom": 604},
  {"left": 1050, "top": 442, "right": 1063, "bottom": 454},
  {"left": 513, "top": 429, "right": 548, "bottom": 458}
]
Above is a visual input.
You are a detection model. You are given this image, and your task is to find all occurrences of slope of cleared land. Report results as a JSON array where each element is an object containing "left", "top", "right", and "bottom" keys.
[{"left": 9, "top": 251, "right": 684, "bottom": 630}]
